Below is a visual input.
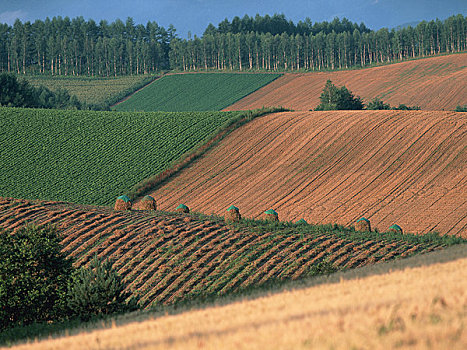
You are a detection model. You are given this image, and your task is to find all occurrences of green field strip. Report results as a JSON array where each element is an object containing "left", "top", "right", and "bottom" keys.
[
  {"left": 0, "top": 107, "right": 242, "bottom": 205},
  {"left": 113, "top": 73, "right": 282, "bottom": 112}
]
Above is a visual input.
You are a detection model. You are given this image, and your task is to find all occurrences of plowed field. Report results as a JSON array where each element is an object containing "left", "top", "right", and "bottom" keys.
[
  {"left": 0, "top": 197, "right": 444, "bottom": 309},
  {"left": 147, "top": 111, "right": 467, "bottom": 237},
  {"left": 224, "top": 53, "right": 467, "bottom": 111}
]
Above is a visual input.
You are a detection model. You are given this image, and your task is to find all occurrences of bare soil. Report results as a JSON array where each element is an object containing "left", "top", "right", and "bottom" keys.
[
  {"left": 224, "top": 54, "right": 467, "bottom": 111},
  {"left": 149, "top": 110, "right": 467, "bottom": 237}
]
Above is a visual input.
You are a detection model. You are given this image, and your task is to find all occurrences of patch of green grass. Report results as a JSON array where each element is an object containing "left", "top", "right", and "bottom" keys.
[
  {"left": 113, "top": 73, "right": 282, "bottom": 112},
  {"left": 227, "top": 217, "right": 465, "bottom": 247},
  {"left": 0, "top": 107, "right": 243, "bottom": 205},
  {"left": 23, "top": 74, "right": 156, "bottom": 107}
]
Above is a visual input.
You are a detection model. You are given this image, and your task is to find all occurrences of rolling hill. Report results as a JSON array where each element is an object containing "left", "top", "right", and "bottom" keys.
[
  {"left": 0, "top": 197, "right": 452, "bottom": 310},
  {"left": 0, "top": 107, "right": 243, "bottom": 205},
  {"left": 24, "top": 75, "right": 155, "bottom": 107},
  {"left": 8, "top": 244, "right": 467, "bottom": 349},
  {"left": 224, "top": 53, "right": 467, "bottom": 111},
  {"left": 143, "top": 110, "right": 467, "bottom": 237}
]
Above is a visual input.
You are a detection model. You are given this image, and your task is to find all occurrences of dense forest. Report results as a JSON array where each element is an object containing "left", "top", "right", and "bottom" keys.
[{"left": 0, "top": 14, "right": 465, "bottom": 76}]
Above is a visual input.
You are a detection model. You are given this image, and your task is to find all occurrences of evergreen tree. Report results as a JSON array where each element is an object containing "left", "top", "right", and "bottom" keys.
[
  {"left": 0, "top": 14, "right": 464, "bottom": 75},
  {"left": 67, "top": 256, "right": 137, "bottom": 321}
]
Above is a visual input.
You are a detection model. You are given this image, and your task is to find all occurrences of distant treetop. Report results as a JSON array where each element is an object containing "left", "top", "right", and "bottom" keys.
[{"left": 204, "top": 14, "right": 371, "bottom": 36}]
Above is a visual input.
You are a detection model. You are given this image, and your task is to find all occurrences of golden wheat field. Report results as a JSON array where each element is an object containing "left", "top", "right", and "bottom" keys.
[{"left": 9, "top": 246, "right": 466, "bottom": 350}]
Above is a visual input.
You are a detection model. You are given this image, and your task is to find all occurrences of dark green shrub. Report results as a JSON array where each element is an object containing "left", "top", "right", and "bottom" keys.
[
  {"left": 0, "top": 225, "right": 73, "bottom": 329},
  {"left": 315, "top": 80, "right": 364, "bottom": 110},
  {"left": 367, "top": 97, "right": 391, "bottom": 110},
  {"left": 455, "top": 105, "right": 467, "bottom": 112},
  {"left": 0, "top": 73, "right": 82, "bottom": 109},
  {"left": 67, "top": 256, "right": 137, "bottom": 321},
  {"left": 393, "top": 103, "right": 420, "bottom": 110}
]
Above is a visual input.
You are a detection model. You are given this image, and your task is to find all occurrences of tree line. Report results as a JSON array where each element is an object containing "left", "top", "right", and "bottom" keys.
[
  {"left": 171, "top": 14, "right": 466, "bottom": 71},
  {"left": 203, "top": 14, "right": 371, "bottom": 37},
  {"left": 0, "top": 14, "right": 465, "bottom": 76},
  {"left": 0, "top": 16, "right": 175, "bottom": 76}
]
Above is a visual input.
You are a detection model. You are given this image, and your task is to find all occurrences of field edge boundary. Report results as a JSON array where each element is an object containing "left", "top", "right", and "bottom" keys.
[
  {"left": 219, "top": 73, "right": 283, "bottom": 110},
  {"left": 128, "top": 107, "right": 289, "bottom": 202},
  {"left": 109, "top": 75, "right": 162, "bottom": 108}
]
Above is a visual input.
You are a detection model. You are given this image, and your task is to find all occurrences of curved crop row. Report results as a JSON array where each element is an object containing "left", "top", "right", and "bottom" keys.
[
  {"left": 0, "top": 198, "right": 452, "bottom": 309},
  {"left": 149, "top": 110, "right": 467, "bottom": 237},
  {"left": 0, "top": 107, "right": 242, "bottom": 205},
  {"left": 225, "top": 53, "right": 467, "bottom": 111}
]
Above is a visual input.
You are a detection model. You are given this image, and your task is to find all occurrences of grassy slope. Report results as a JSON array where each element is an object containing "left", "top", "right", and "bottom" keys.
[
  {"left": 0, "top": 107, "right": 242, "bottom": 205},
  {"left": 113, "top": 73, "right": 282, "bottom": 112},
  {"left": 29, "top": 256, "right": 466, "bottom": 350},
  {"left": 23, "top": 75, "right": 155, "bottom": 106}
]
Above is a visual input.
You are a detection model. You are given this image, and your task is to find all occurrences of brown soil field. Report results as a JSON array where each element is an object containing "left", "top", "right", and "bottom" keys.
[
  {"left": 224, "top": 53, "right": 467, "bottom": 111},
  {"left": 147, "top": 110, "right": 467, "bottom": 237},
  {"left": 10, "top": 246, "right": 466, "bottom": 350},
  {"left": 0, "top": 197, "right": 443, "bottom": 310}
]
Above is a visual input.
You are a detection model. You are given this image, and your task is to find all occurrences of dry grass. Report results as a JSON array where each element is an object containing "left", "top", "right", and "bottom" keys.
[{"left": 10, "top": 246, "right": 466, "bottom": 350}]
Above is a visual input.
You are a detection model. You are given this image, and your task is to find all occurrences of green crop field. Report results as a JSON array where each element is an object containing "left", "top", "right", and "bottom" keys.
[
  {"left": 23, "top": 75, "right": 156, "bottom": 106},
  {"left": 0, "top": 107, "right": 243, "bottom": 205},
  {"left": 113, "top": 73, "right": 282, "bottom": 112}
]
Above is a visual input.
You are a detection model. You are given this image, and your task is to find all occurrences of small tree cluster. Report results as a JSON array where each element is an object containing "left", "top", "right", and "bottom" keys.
[
  {"left": 366, "top": 97, "right": 391, "bottom": 110},
  {"left": 314, "top": 83, "right": 422, "bottom": 111},
  {"left": 0, "top": 225, "right": 72, "bottom": 329},
  {"left": 0, "top": 225, "right": 138, "bottom": 330},
  {"left": 314, "top": 80, "right": 364, "bottom": 110},
  {"left": 0, "top": 73, "right": 82, "bottom": 109},
  {"left": 366, "top": 97, "right": 420, "bottom": 110}
]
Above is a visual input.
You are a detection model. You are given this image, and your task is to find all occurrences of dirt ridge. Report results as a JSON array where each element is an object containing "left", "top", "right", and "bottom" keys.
[
  {"left": 224, "top": 53, "right": 467, "bottom": 111},
  {"left": 148, "top": 110, "right": 467, "bottom": 237}
]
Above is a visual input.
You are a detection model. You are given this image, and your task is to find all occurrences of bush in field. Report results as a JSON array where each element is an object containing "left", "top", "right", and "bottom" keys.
[
  {"left": 394, "top": 103, "right": 420, "bottom": 110},
  {"left": 67, "top": 256, "right": 137, "bottom": 321},
  {"left": 315, "top": 80, "right": 364, "bottom": 110},
  {"left": 366, "top": 97, "right": 421, "bottom": 111},
  {"left": 0, "top": 225, "right": 73, "bottom": 329},
  {"left": 455, "top": 105, "right": 467, "bottom": 112},
  {"left": 367, "top": 97, "right": 391, "bottom": 110}
]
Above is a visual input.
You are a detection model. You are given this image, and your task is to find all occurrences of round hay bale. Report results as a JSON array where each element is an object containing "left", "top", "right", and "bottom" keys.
[
  {"left": 356, "top": 217, "right": 371, "bottom": 232},
  {"left": 176, "top": 204, "right": 190, "bottom": 213},
  {"left": 114, "top": 195, "right": 132, "bottom": 211},
  {"left": 262, "top": 209, "right": 279, "bottom": 222},
  {"left": 296, "top": 218, "right": 308, "bottom": 225},
  {"left": 388, "top": 224, "right": 403, "bottom": 234},
  {"left": 138, "top": 195, "right": 157, "bottom": 210},
  {"left": 225, "top": 205, "right": 241, "bottom": 222}
]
